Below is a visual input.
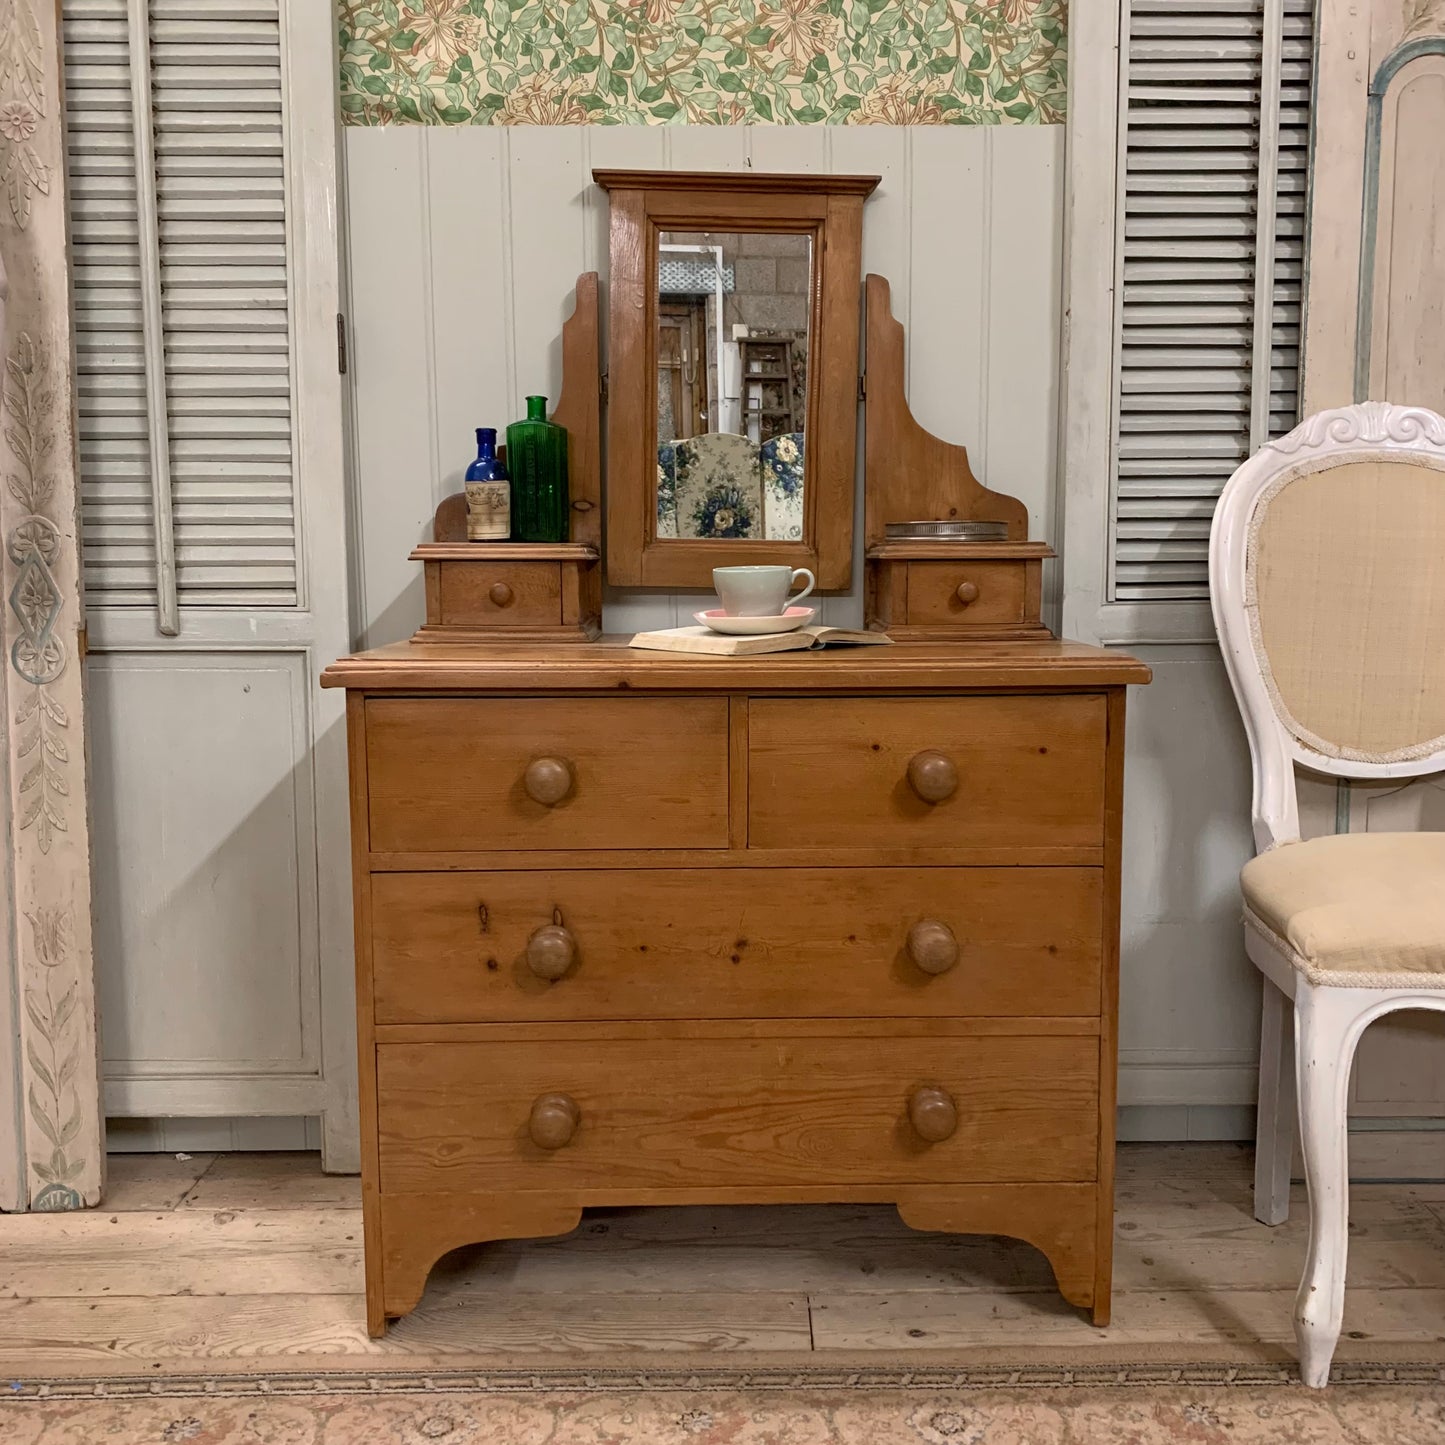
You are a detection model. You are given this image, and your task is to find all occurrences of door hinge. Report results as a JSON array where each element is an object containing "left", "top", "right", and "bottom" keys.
[
  {"left": 600, "top": 370, "right": 609, "bottom": 404},
  {"left": 337, "top": 313, "right": 349, "bottom": 375},
  {"left": 858, "top": 372, "right": 866, "bottom": 401}
]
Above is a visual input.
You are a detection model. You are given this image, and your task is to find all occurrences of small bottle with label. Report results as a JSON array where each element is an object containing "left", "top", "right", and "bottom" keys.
[{"left": 465, "top": 427, "right": 510, "bottom": 541}]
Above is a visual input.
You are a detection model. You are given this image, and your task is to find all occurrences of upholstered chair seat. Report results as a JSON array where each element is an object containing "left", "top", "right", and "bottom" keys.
[{"left": 1242, "top": 832, "right": 1445, "bottom": 983}]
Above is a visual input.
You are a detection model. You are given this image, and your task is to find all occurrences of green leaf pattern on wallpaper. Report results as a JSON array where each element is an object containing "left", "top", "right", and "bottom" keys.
[{"left": 338, "top": 0, "right": 1067, "bottom": 126}]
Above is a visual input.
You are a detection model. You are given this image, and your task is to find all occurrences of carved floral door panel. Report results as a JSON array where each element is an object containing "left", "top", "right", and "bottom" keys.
[{"left": 0, "top": 0, "right": 104, "bottom": 1210}]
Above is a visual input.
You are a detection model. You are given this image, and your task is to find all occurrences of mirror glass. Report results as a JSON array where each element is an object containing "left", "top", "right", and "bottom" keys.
[{"left": 654, "top": 230, "right": 812, "bottom": 542}]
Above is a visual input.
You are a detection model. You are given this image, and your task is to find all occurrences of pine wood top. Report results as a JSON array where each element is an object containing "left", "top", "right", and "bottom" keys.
[
  {"left": 321, "top": 638, "right": 1151, "bottom": 692},
  {"left": 409, "top": 543, "right": 599, "bottom": 562}
]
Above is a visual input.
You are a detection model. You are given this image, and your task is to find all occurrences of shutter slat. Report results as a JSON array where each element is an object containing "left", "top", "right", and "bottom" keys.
[
  {"left": 1112, "top": 0, "right": 1312, "bottom": 601},
  {"left": 63, "top": 0, "right": 296, "bottom": 610}
]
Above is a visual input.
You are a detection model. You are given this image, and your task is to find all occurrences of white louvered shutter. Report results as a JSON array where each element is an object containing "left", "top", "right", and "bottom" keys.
[
  {"left": 63, "top": 0, "right": 296, "bottom": 620},
  {"left": 1111, "top": 0, "right": 1313, "bottom": 602}
]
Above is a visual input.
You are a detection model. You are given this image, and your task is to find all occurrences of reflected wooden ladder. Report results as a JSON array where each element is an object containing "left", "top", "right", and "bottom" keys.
[{"left": 740, "top": 336, "right": 795, "bottom": 444}]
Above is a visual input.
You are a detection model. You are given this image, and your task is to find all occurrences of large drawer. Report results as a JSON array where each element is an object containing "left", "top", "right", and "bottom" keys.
[
  {"left": 370, "top": 867, "right": 1103, "bottom": 1024},
  {"left": 376, "top": 1030, "right": 1101, "bottom": 1194},
  {"left": 365, "top": 696, "right": 729, "bottom": 852},
  {"left": 748, "top": 695, "right": 1106, "bottom": 852}
]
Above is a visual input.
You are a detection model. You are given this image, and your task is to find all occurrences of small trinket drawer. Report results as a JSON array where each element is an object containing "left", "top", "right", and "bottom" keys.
[{"left": 323, "top": 640, "right": 1149, "bottom": 1337}]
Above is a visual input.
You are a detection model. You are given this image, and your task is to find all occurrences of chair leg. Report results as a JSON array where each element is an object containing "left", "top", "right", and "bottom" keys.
[
  {"left": 1254, "top": 972, "right": 1295, "bottom": 1226},
  {"left": 1292, "top": 984, "right": 1360, "bottom": 1389}
]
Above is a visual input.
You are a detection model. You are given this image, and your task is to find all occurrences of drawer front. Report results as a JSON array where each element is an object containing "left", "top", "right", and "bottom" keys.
[
  {"left": 366, "top": 697, "right": 729, "bottom": 852},
  {"left": 376, "top": 1032, "right": 1100, "bottom": 1193},
  {"left": 437, "top": 561, "right": 561, "bottom": 628},
  {"left": 748, "top": 696, "right": 1106, "bottom": 852},
  {"left": 370, "top": 867, "right": 1104, "bottom": 1024},
  {"left": 906, "top": 561, "right": 1028, "bottom": 627}
]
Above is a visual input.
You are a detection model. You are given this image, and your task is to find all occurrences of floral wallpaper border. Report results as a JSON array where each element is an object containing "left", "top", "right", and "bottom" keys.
[{"left": 338, "top": 0, "right": 1068, "bottom": 126}]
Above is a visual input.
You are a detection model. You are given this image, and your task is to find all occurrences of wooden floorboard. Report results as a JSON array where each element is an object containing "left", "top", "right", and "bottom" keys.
[
  {"left": 808, "top": 1286, "right": 1445, "bottom": 1350},
  {"left": 175, "top": 1152, "right": 361, "bottom": 1211},
  {"left": 0, "top": 1291, "right": 812, "bottom": 1368},
  {"left": 0, "top": 1209, "right": 362, "bottom": 1298},
  {"left": 1, "top": 1144, "right": 1442, "bottom": 1373},
  {"left": 101, "top": 1152, "right": 217, "bottom": 1211}
]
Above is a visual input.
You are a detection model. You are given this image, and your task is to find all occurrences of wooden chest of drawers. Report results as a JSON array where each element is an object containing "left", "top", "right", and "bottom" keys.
[{"left": 322, "top": 639, "right": 1148, "bottom": 1335}]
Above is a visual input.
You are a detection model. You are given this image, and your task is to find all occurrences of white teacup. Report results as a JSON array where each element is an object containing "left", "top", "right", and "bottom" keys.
[{"left": 712, "top": 565, "right": 815, "bottom": 617}]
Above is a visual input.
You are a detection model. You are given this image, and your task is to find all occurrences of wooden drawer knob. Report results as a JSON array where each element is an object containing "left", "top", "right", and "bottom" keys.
[
  {"left": 526, "top": 922, "right": 576, "bottom": 981},
  {"left": 907, "top": 919, "right": 959, "bottom": 975},
  {"left": 524, "top": 756, "right": 573, "bottom": 806},
  {"left": 955, "top": 581, "right": 980, "bottom": 605},
  {"left": 907, "top": 750, "right": 958, "bottom": 804},
  {"left": 489, "top": 581, "right": 515, "bottom": 607},
  {"left": 528, "top": 1092, "right": 580, "bottom": 1150},
  {"left": 909, "top": 1086, "right": 958, "bottom": 1144}
]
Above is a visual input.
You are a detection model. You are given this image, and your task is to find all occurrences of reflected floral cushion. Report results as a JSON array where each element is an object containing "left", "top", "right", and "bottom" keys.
[
  {"left": 761, "top": 432, "right": 804, "bottom": 542},
  {"left": 657, "top": 432, "right": 764, "bottom": 540},
  {"left": 656, "top": 443, "right": 679, "bottom": 539}
]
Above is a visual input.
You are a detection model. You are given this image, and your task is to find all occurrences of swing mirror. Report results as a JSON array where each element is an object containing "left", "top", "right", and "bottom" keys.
[
  {"left": 596, "top": 169, "right": 877, "bottom": 590},
  {"left": 654, "top": 231, "right": 812, "bottom": 546}
]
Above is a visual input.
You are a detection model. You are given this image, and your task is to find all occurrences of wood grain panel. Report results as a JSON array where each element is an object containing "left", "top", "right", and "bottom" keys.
[
  {"left": 365, "top": 695, "right": 729, "bottom": 851},
  {"left": 748, "top": 694, "right": 1107, "bottom": 850},
  {"left": 369, "top": 866, "right": 1104, "bottom": 1024},
  {"left": 376, "top": 1031, "right": 1099, "bottom": 1194}
]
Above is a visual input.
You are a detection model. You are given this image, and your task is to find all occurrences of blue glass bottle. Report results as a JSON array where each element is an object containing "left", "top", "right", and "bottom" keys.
[{"left": 465, "top": 427, "right": 510, "bottom": 540}]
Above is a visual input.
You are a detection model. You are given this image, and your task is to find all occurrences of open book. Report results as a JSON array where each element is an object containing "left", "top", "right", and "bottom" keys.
[{"left": 629, "top": 624, "right": 893, "bottom": 657}]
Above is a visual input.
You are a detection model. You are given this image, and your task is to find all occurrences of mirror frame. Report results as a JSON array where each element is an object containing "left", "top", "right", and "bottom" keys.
[{"left": 595, "top": 169, "right": 878, "bottom": 590}]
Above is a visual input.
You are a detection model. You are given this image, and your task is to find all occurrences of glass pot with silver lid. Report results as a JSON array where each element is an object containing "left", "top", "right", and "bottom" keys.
[{"left": 883, "top": 520, "right": 1009, "bottom": 542}]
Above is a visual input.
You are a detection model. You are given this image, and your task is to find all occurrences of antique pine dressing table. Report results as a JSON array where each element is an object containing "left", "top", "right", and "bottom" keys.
[{"left": 322, "top": 171, "right": 1150, "bottom": 1338}]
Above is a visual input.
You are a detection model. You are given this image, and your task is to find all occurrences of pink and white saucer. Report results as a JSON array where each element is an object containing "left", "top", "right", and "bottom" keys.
[{"left": 694, "top": 606, "right": 816, "bottom": 636}]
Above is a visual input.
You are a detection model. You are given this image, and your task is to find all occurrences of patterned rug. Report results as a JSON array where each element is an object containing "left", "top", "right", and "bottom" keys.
[{"left": 4, "top": 1365, "right": 1444, "bottom": 1444}]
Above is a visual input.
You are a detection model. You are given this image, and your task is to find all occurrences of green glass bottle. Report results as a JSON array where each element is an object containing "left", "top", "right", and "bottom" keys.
[{"left": 506, "top": 395, "right": 569, "bottom": 543}]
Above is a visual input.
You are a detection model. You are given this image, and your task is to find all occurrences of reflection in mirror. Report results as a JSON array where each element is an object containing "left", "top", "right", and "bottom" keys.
[{"left": 655, "top": 231, "right": 811, "bottom": 542}]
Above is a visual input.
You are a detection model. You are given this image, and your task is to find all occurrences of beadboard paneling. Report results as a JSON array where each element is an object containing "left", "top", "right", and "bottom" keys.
[{"left": 342, "top": 126, "right": 1065, "bottom": 645}]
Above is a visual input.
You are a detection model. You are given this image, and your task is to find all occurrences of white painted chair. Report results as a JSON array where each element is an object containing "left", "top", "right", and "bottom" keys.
[{"left": 1209, "top": 400, "right": 1445, "bottom": 1388}]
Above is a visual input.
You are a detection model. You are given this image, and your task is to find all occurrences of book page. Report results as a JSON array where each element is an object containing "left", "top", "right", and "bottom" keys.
[{"left": 803, "top": 626, "right": 893, "bottom": 647}]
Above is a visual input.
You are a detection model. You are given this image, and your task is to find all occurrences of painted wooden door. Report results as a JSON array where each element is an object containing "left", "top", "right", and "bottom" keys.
[
  {"left": 1300, "top": 0, "right": 1445, "bottom": 1160},
  {"left": 61, "top": 0, "right": 357, "bottom": 1168}
]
